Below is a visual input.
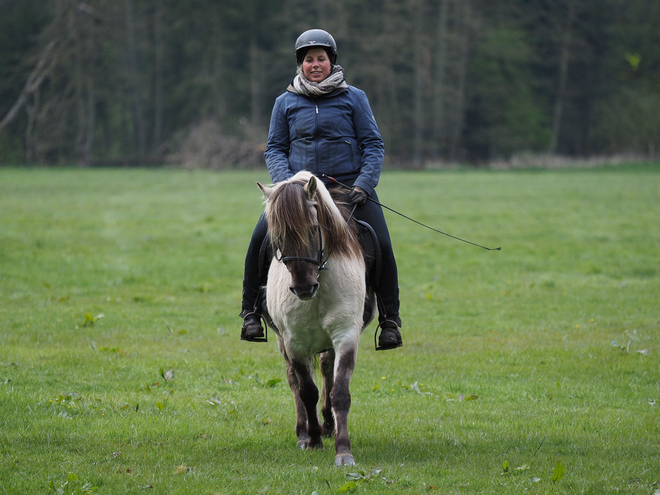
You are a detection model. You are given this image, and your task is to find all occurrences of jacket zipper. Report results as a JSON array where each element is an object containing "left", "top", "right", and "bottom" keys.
[{"left": 314, "top": 101, "right": 320, "bottom": 176}]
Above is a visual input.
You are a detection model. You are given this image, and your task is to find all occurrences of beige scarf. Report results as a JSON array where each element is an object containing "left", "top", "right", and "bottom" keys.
[{"left": 288, "top": 65, "right": 348, "bottom": 97}]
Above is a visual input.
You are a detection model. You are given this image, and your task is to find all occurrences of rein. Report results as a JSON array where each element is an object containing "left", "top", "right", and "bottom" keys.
[{"left": 321, "top": 174, "right": 502, "bottom": 251}]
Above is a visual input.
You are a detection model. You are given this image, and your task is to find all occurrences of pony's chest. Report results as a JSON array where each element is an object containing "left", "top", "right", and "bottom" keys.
[
  {"left": 285, "top": 319, "right": 333, "bottom": 356},
  {"left": 266, "top": 255, "right": 364, "bottom": 356}
]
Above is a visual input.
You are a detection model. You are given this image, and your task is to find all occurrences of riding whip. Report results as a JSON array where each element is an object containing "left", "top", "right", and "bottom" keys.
[{"left": 321, "top": 174, "right": 501, "bottom": 251}]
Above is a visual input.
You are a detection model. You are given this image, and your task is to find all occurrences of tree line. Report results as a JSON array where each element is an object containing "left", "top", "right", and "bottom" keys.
[{"left": 1, "top": 0, "right": 658, "bottom": 168}]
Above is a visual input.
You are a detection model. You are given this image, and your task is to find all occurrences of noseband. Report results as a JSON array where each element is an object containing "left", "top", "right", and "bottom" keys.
[{"left": 274, "top": 226, "right": 329, "bottom": 274}]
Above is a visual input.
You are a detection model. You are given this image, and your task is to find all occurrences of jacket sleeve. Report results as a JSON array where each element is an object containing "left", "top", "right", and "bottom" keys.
[
  {"left": 351, "top": 89, "right": 384, "bottom": 196},
  {"left": 264, "top": 95, "right": 294, "bottom": 184}
]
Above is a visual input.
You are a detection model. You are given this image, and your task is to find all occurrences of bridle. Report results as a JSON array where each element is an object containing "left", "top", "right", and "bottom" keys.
[{"left": 274, "top": 225, "right": 329, "bottom": 274}]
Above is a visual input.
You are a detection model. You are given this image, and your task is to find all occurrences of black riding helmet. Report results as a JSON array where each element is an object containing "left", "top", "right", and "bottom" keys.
[{"left": 295, "top": 29, "right": 337, "bottom": 65}]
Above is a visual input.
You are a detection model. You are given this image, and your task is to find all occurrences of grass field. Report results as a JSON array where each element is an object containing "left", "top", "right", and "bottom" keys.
[{"left": 1, "top": 165, "right": 659, "bottom": 494}]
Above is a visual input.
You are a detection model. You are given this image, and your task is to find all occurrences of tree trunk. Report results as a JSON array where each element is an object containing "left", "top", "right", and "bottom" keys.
[
  {"left": 449, "top": 0, "right": 470, "bottom": 162},
  {"left": 550, "top": 0, "right": 576, "bottom": 154},
  {"left": 84, "top": 78, "right": 95, "bottom": 165},
  {"left": 210, "top": 8, "right": 227, "bottom": 120},
  {"left": 250, "top": 34, "right": 262, "bottom": 127},
  {"left": 25, "top": 89, "right": 38, "bottom": 162},
  {"left": 70, "top": 4, "right": 88, "bottom": 166},
  {"left": 432, "top": 0, "right": 450, "bottom": 161},
  {"left": 0, "top": 41, "right": 57, "bottom": 132},
  {"left": 152, "top": 2, "right": 164, "bottom": 153},
  {"left": 412, "top": 0, "right": 425, "bottom": 168},
  {"left": 126, "top": 0, "right": 146, "bottom": 160}
]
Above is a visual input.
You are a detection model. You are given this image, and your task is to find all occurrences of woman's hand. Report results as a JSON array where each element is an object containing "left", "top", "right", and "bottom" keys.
[{"left": 348, "top": 187, "right": 368, "bottom": 205}]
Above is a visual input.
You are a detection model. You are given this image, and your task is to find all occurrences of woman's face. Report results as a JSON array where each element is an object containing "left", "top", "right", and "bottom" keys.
[{"left": 301, "top": 47, "right": 332, "bottom": 82}]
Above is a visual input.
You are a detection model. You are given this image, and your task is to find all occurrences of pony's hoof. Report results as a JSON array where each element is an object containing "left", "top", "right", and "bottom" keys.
[
  {"left": 297, "top": 434, "right": 311, "bottom": 450},
  {"left": 299, "top": 437, "right": 324, "bottom": 450},
  {"left": 334, "top": 453, "right": 355, "bottom": 467},
  {"left": 308, "top": 440, "right": 325, "bottom": 451},
  {"left": 322, "top": 424, "right": 336, "bottom": 438}
]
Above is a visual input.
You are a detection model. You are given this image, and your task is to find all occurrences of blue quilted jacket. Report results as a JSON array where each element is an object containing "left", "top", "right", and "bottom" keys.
[{"left": 264, "top": 85, "right": 384, "bottom": 196}]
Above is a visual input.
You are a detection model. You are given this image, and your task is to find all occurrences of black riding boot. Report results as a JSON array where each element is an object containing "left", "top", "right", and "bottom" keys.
[
  {"left": 351, "top": 191, "right": 403, "bottom": 351},
  {"left": 376, "top": 315, "right": 403, "bottom": 350},
  {"left": 240, "top": 214, "right": 269, "bottom": 342},
  {"left": 240, "top": 310, "right": 266, "bottom": 341}
]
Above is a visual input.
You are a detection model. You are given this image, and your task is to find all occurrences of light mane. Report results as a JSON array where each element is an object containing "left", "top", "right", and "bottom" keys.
[{"left": 265, "top": 172, "right": 362, "bottom": 261}]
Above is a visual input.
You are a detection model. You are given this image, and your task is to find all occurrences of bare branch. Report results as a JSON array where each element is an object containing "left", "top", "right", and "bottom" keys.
[{"left": 0, "top": 40, "right": 57, "bottom": 131}]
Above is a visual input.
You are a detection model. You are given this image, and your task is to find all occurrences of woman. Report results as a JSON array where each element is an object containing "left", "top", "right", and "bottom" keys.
[{"left": 240, "top": 29, "right": 402, "bottom": 350}]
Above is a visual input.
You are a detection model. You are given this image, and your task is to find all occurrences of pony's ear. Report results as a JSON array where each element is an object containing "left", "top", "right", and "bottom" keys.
[
  {"left": 304, "top": 176, "right": 317, "bottom": 201},
  {"left": 257, "top": 182, "right": 273, "bottom": 199}
]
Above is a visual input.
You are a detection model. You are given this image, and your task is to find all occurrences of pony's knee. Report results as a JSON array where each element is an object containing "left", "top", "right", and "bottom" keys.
[{"left": 330, "top": 386, "right": 351, "bottom": 411}]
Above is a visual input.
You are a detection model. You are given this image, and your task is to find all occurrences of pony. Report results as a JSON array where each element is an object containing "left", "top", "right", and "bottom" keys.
[{"left": 257, "top": 171, "right": 375, "bottom": 467}]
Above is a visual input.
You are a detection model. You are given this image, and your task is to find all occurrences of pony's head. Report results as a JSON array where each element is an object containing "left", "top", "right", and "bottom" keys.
[{"left": 258, "top": 172, "right": 360, "bottom": 300}]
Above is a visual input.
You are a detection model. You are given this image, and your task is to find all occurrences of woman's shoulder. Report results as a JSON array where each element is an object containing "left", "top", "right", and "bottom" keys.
[
  {"left": 345, "top": 84, "right": 364, "bottom": 94},
  {"left": 321, "top": 85, "right": 367, "bottom": 104},
  {"left": 344, "top": 85, "right": 369, "bottom": 101},
  {"left": 325, "top": 84, "right": 365, "bottom": 97},
  {"left": 273, "top": 90, "right": 312, "bottom": 111},
  {"left": 276, "top": 89, "right": 296, "bottom": 102}
]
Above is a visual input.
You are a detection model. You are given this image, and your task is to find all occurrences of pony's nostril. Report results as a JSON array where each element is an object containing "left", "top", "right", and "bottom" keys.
[{"left": 290, "top": 283, "right": 319, "bottom": 300}]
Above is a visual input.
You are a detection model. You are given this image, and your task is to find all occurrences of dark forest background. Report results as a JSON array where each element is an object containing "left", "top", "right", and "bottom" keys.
[{"left": 1, "top": 0, "right": 659, "bottom": 168}]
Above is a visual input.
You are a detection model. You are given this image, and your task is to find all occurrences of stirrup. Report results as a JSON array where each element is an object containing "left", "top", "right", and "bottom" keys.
[
  {"left": 240, "top": 313, "right": 268, "bottom": 343},
  {"left": 374, "top": 321, "right": 403, "bottom": 351}
]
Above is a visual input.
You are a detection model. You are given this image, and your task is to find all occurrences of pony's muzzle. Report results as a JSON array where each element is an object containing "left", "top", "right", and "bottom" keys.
[{"left": 290, "top": 282, "right": 319, "bottom": 300}]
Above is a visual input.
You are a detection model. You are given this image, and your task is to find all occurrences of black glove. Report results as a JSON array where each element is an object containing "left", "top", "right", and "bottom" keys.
[{"left": 348, "top": 187, "right": 368, "bottom": 205}]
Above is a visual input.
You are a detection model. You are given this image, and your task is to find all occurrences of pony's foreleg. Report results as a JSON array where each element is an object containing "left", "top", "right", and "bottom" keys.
[
  {"left": 278, "top": 338, "right": 312, "bottom": 449},
  {"left": 290, "top": 359, "right": 324, "bottom": 450},
  {"left": 332, "top": 346, "right": 358, "bottom": 466},
  {"left": 283, "top": 356, "right": 310, "bottom": 449},
  {"left": 319, "top": 350, "right": 336, "bottom": 437}
]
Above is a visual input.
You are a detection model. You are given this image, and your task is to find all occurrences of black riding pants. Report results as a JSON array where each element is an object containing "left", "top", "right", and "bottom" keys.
[{"left": 241, "top": 187, "right": 400, "bottom": 324}]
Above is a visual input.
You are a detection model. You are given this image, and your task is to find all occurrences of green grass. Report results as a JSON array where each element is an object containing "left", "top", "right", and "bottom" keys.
[{"left": 1, "top": 165, "right": 659, "bottom": 494}]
